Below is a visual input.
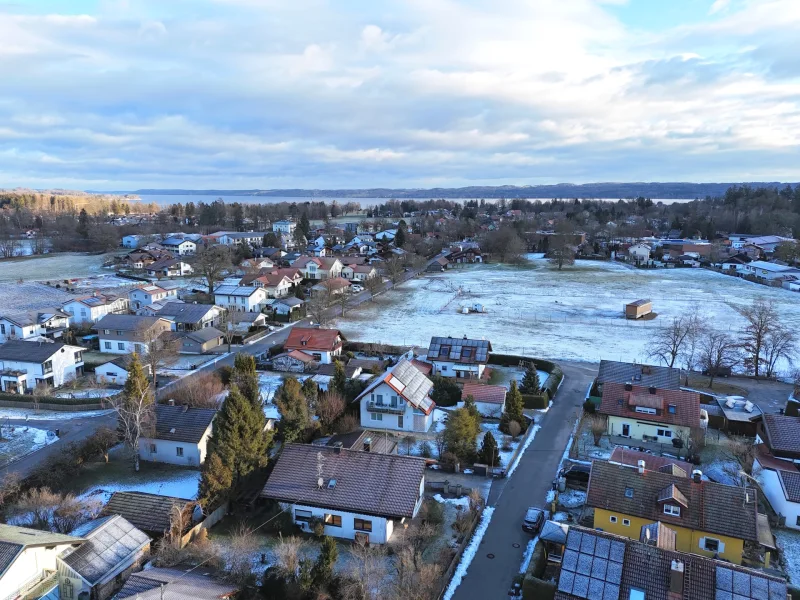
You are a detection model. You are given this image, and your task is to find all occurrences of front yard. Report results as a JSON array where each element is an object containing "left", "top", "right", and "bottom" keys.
[{"left": 0, "top": 425, "right": 57, "bottom": 464}]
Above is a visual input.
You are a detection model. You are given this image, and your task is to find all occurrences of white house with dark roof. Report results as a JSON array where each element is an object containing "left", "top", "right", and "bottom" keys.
[
  {"left": 129, "top": 284, "right": 177, "bottom": 311},
  {"left": 94, "top": 355, "right": 152, "bottom": 386},
  {"left": 0, "top": 524, "right": 84, "bottom": 600},
  {"left": 159, "top": 237, "right": 196, "bottom": 255},
  {"left": 140, "top": 404, "right": 217, "bottom": 467},
  {"left": 213, "top": 284, "right": 268, "bottom": 312},
  {"left": 57, "top": 516, "right": 150, "bottom": 600},
  {"left": 427, "top": 335, "right": 492, "bottom": 379},
  {"left": 62, "top": 294, "right": 129, "bottom": 325},
  {"left": 755, "top": 414, "right": 800, "bottom": 530},
  {"left": 0, "top": 309, "right": 70, "bottom": 343},
  {"left": 355, "top": 358, "right": 435, "bottom": 432},
  {"left": 93, "top": 314, "right": 172, "bottom": 355},
  {"left": 156, "top": 301, "right": 224, "bottom": 331},
  {"left": 0, "top": 340, "right": 85, "bottom": 392},
  {"left": 260, "top": 443, "right": 426, "bottom": 544}
]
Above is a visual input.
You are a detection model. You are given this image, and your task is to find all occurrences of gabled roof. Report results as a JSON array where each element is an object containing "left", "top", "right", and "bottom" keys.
[
  {"left": 100, "top": 492, "right": 195, "bottom": 535},
  {"left": 778, "top": 470, "right": 800, "bottom": 503},
  {"left": 596, "top": 360, "right": 681, "bottom": 389},
  {"left": 133, "top": 284, "right": 168, "bottom": 295},
  {"left": 276, "top": 296, "right": 304, "bottom": 308},
  {"left": 157, "top": 302, "right": 219, "bottom": 324},
  {"left": 762, "top": 414, "right": 800, "bottom": 455},
  {"left": 148, "top": 258, "right": 185, "bottom": 270},
  {"left": 64, "top": 293, "right": 124, "bottom": 308},
  {"left": 260, "top": 444, "right": 426, "bottom": 519},
  {"left": 0, "top": 525, "right": 83, "bottom": 577},
  {"left": 213, "top": 284, "right": 263, "bottom": 297},
  {"left": 427, "top": 336, "right": 491, "bottom": 364},
  {"left": 461, "top": 382, "right": 507, "bottom": 405},
  {"left": 0, "top": 340, "right": 82, "bottom": 363},
  {"left": 599, "top": 382, "right": 700, "bottom": 428},
  {"left": 117, "top": 567, "right": 238, "bottom": 600},
  {"left": 61, "top": 516, "right": 150, "bottom": 584},
  {"left": 586, "top": 461, "right": 759, "bottom": 542},
  {"left": 326, "top": 428, "right": 397, "bottom": 454},
  {"left": 356, "top": 358, "right": 435, "bottom": 414},
  {"left": 184, "top": 327, "right": 224, "bottom": 344},
  {"left": 609, "top": 448, "right": 693, "bottom": 476},
  {"left": 153, "top": 404, "right": 217, "bottom": 443},
  {"left": 285, "top": 327, "right": 344, "bottom": 352},
  {"left": 93, "top": 314, "right": 168, "bottom": 332}
]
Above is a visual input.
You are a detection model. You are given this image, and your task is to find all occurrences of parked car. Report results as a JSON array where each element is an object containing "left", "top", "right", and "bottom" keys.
[
  {"left": 350, "top": 284, "right": 364, "bottom": 293},
  {"left": 560, "top": 463, "right": 591, "bottom": 486},
  {"left": 522, "top": 507, "right": 545, "bottom": 534}
]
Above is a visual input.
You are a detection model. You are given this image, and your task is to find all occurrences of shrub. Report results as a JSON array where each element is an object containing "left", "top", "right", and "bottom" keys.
[
  {"left": 419, "top": 441, "right": 433, "bottom": 458},
  {"left": 431, "top": 376, "right": 461, "bottom": 407},
  {"left": 218, "top": 366, "right": 233, "bottom": 385},
  {"left": 582, "top": 400, "right": 596, "bottom": 414},
  {"left": 440, "top": 451, "right": 459, "bottom": 469},
  {"left": 521, "top": 394, "right": 548, "bottom": 409}
]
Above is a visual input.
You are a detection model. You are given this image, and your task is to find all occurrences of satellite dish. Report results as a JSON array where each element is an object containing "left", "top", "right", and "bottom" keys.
[
  {"left": 317, "top": 477, "right": 324, "bottom": 488},
  {"left": 645, "top": 528, "right": 651, "bottom": 541}
]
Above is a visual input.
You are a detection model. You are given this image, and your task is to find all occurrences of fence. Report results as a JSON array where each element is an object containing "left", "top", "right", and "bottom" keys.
[
  {"left": 436, "top": 508, "right": 482, "bottom": 600},
  {"left": 179, "top": 501, "right": 229, "bottom": 547},
  {"left": 0, "top": 399, "right": 106, "bottom": 411}
]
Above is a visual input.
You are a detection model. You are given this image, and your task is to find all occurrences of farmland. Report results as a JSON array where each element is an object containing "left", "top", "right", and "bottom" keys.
[
  {"left": 336, "top": 256, "right": 800, "bottom": 375},
  {"left": 0, "top": 252, "right": 118, "bottom": 283}
]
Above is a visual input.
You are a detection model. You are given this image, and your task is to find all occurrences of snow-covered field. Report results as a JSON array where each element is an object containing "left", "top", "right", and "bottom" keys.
[
  {"left": 0, "top": 252, "right": 118, "bottom": 283},
  {"left": 78, "top": 466, "right": 201, "bottom": 504},
  {"left": 54, "top": 389, "right": 120, "bottom": 399},
  {"left": 0, "top": 425, "right": 57, "bottom": 464},
  {"left": 0, "top": 407, "right": 114, "bottom": 420},
  {"left": 336, "top": 257, "right": 800, "bottom": 373},
  {"left": 0, "top": 282, "right": 77, "bottom": 312}
]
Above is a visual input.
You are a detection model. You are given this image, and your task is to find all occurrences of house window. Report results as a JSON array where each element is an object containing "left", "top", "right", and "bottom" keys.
[
  {"left": 657, "top": 429, "right": 672, "bottom": 438},
  {"left": 118, "top": 343, "right": 125, "bottom": 350},
  {"left": 668, "top": 404, "right": 677, "bottom": 414},
  {"left": 663, "top": 504, "right": 681, "bottom": 516},
  {"left": 635, "top": 406, "right": 657, "bottom": 415},
  {"left": 622, "top": 519, "right": 631, "bottom": 527},
  {"left": 354, "top": 518, "right": 372, "bottom": 532},
  {"left": 441, "top": 366, "right": 448, "bottom": 372},
  {"left": 324, "top": 514, "right": 342, "bottom": 527},
  {"left": 609, "top": 516, "right": 618, "bottom": 523},
  {"left": 624, "top": 488, "right": 634, "bottom": 498},
  {"left": 105, "top": 342, "right": 112, "bottom": 349},
  {"left": 371, "top": 413, "right": 383, "bottom": 421},
  {"left": 74, "top": 351, "right": 83, "bottom": 363},
  {"left": 116, "top": 330, "right": 123, "bottom": 336},
  {"left": 702, "top": 538, "right": 721, "bottom": 553},
  {"left": 295, "top": 510, "right": 313, "bottom": 523},
  {"left": 376, "top": 394, "right": 384, "bottom": 405},
  {"left": 797, "top": 516, "right": 800, "bottom": 527},
  {"left": 0, "top": 324, "right": 4, "bottom": 334},
  {"left": 43, "top": 360, "right": 53, "bottom": 374},
  {"left": 390, "top": 395, "right": 398, "bottom": 407},
  {"left": 176, "top": 447, "right": 184, "bottom": 457},
  {"left": 150, "top": 444, "right": 157, "bottom": 453},
  {"left": 103, "top": 329, "right": 110, "bottom": 334}
]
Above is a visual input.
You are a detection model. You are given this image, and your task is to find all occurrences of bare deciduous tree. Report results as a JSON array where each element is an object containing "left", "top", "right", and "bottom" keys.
[
  {"left": 343, "top": 539, "right": 388, "bottom": 600},
  {"left": 508, "top": 420, "right": 522, "bottom": 439},
  {"left": 763, "top": 326, "right": 797, "bottom": 378},
  {"left": 588, "top": 414, "right": 607, "bottom": 445},
  {"left": 316, "top": 391, "right": 346, "bottom": 431},
  {"left": 680, "top": 312, "right": 705, "bottom": 385},
  {"left": 137, "top": 322, "right": 179, "bottom": 390},
  {"left": 171, "top": 372, "right": 226, "bottom": 408},
  {"left": 306, "top": 293, "right": 331, "bottom": 327},
  {"left": 194, "top": 246, "right": 232, "bottom": 294},
  {"left": 112, "top": 354, "right": 155, "bottom": 471},
  {"left": 699, "top": 331, "right": 739, "bottom": 389},
  {"left": 649, "top": 315, "right": 694, "bottom": 368},
  {"left": 228, "top": 523, "right": 259, "bottom": 585},
  {"left": 385, "top": 256, "right": 405, "bottom": 284},
  {"left": 273, "top": 534, "right": 305, "bottom": 580},
  {"left": 738, "top": 298, "right": 779, "bottom": 377},
  {"left": 363, "top": 272, "right": 384, "bottom": 300},
  {"left": 9, "top": 488, "right": 100, "bottom": 533}
]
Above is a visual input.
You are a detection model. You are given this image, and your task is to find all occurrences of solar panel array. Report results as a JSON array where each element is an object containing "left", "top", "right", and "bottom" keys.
[
  {"left": 715, "top": 566, "right": 786, "bottom": 600},
  {"left": 428, "top": 336, "right": 490, "bottom": 363},
  {"left": 557, "top": 529, "right": 625, "bottom": 600}
]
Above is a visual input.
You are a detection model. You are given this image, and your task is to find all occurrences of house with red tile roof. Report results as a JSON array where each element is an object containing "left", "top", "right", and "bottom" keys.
[
  {"left": 284, "top": 327, "right": 345, "bottom": 364},
  {"left": 461, "top": 381, "right": 507, "bottom": 418}
]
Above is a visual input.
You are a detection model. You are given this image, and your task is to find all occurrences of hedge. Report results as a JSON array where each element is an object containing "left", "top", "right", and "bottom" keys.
[
  {"left": 343, "top": 341, "right": 410, "bottom": 356},
  {"left": 522, "top": 394, "right": 549, "bottom": 409},
  {"left": 488, "top": 353, "right": 557, "bottom": 373},
  {"left": 0, "top": 392, "right": 108, "bottom": 407},
  {"left": 522, "top": 576, "right": 556, "bottom": 600}
]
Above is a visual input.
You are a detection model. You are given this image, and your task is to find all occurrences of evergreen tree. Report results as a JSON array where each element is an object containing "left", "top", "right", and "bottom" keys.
[
  {"left": 332, "top": 361, "right": 347, "bottom": 396},
  {"left": 199, "top": 453, "right": 233, "bottom": 507},
  {"left": 275, "top": 377, "right": 311, "bottom": 444},
  {"left": 442, "top": 407, "right": 481, "bottom": 463},
  {"left": 431, "top": 376, "right": 462, "bottom": 407},
  {"left": 501, "top": 380, "right": 525, "bottom": 434},
  {"left": 394, "top": 224, "right": 406, "bottom": 248},
  {"left": 463, "top": 394, "right": 480, "bottom": 421},
  {"left": 302, "top": 377, "right": 319, "bottom": 407},
  {"left": 312, "top": 536, "right": 338, "bottom": 588},
  {"left": 233, "top": 353, "right": 262, "bottom": 409},
  {"left": 478, "top": 430, "right": 501, "bottom": 467},
  {"left": 520, "top": 365, "right": 541, "bottom": 394},
  {"left": 77, "top": 208, "right": 89, "bottom": 238},
  {"left": 299, "top": 212, "right": 311, "bottom": 237}
]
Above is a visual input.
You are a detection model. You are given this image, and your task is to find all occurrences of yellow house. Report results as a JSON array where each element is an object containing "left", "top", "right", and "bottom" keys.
[
  {"left": 599, "top": 382, "right": 701, "bottom": 444},
  {"left": 586, "top": 460, "right": 763, "bottom": 565}
]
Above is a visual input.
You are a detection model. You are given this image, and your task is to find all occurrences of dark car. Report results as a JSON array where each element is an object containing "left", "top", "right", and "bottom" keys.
[
  {"left": 522, "top": 507, "right": 545, "bottom": 534},
  {"left": 560, "top": 463, "right": 591, "bottom": 486}
]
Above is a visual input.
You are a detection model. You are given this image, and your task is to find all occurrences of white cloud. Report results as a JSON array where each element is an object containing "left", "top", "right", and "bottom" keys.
[{"left": 709, "top": 0, "right": 730, "bottom": 15}]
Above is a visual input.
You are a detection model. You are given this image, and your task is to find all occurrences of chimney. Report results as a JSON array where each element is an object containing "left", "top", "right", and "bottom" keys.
[
  {"left": 669, "top": 560, "right": 684, "bottom": 595},
  {"left": 624, "top": 383, "right": 633, "bottom": 392},
  {"left": 168, "top": 399, "right": 175, "bottom": 406},
  {"left": 363, "top": 437, "right": 372, "bottom": 452},
  {"left": 637, "top": 460, "right": 646, "bottom": 474},
  {"left": 463, "top": 334, "right": 467, "bottom": 339},
  {"left": 692, "top": 469, "right": 702, "bottom": 483},
  {"left": 182, "top": 404, "right": 189, "bottom": 413},
  {"left": 648, "top": 386, "right": 657, "bottom": 395},
  {"left": 333, "top": 442, "right": 343, "bottom": 454}
]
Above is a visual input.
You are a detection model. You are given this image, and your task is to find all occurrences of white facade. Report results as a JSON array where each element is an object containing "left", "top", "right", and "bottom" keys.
[
  {"left": 161, "top": 239, "right": 196, "bottom": 255},
  {"left": 140, "top": 426, "right": 212, "bottom": 467},
  {"left": 95, "top": 361, "right": 130, "bottom": 385},
  {"left": 0, "top": 345, "right": 85, "bottom": 392},
  {"left": 273, "top": 220, "right": 296, "bottom": 234},
  {"left": 0, "top": 314, "right": 70, "bottom": 343},
  {"left": 99, "top": 338, "right": 146, "bottom": 355},
  {"left": 302, "top": 259, "right": 343, "bottom": 280},
  {"left": 1, "top": 541, "right": 80, "bottom": 600},
  {"left": 628, "top": 244, "right": 651, "bottom": 262},
  {"left": 739, "top": 261, "right": 800, "bottom": 280},
  {"left": 359, "top": 381, "right": 433, "bottom": 433},
  {"left": 129, "top": 286, "right": 177, "bottom": 311},
  {"left": 606, "top": 415, "right": 690, "bottom": 444},
  {"left": 755, "top": 457, "right": 800, "bottom": 530},
  {"left": 62, "top": 297, "right": 129, "bottom": 325},
  {"left": 122, "top": 235, "right": 143, "bottom": 248},
  {"left": 431, "top": 359, "right": 485, "bottom": 379},
  {"left": 214, "top": 286, "right": 269, "bottom": 312}
]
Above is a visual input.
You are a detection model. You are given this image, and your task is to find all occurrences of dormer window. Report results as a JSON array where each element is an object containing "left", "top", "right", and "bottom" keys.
[
  {"left": 625, "top": 487, "right": 634, "bottom": 498},
  {"left": 663, "top": 504, "right": 681, "bottom": 516},
  {"left": 668, "top": 404, "right": 677, "bottom": 414}
]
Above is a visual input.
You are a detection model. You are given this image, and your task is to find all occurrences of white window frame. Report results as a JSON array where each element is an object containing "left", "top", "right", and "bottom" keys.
[
  {"left": 663, "top": 504, "right": 681, "bottom": 516},
  {"left": 635, "top": 406, "right": 657, "bottom": 415},
  {"left": 701, "top": 537, "right": 723, "bottom": 553},
  {"left": 622, "top": 519, "right": 631, "bottom": 527},
  {"left": 609, "top": 515, "right": 618, "bottom": 523},
  {"left": 176, "top": 447, "right": 184, "bottom": 457},
  {"left": 657, "top": 429, "right": 672, "bottom": 438},
  {"left": 371, "top": 412, "right": 383, "bottom": 422}
]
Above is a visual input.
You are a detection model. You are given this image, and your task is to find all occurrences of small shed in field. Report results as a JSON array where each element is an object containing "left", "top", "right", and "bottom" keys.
[{"left": 624, "top": 299, "right": 652, "bottom": 319}]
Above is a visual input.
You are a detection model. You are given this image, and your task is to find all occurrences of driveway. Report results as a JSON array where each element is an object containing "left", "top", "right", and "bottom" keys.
[
  {"left": 450, "top": 361, "right": 595, "bottom": 600},
  {"left": 723, "top": 377, "right": 794, "bottom": 415}
]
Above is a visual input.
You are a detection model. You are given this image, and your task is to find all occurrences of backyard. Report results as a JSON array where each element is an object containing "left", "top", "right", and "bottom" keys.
[{"left": 336, "top": 257, "right": 800, "bottom": 376}]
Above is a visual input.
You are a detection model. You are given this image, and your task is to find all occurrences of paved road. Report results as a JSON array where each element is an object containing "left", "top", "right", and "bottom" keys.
[
  {"left": 0, "top": 411, "right": 116, "bottom": 478},
  {"left": 451, "top": 361, "right": 596, "bottom": 600}
]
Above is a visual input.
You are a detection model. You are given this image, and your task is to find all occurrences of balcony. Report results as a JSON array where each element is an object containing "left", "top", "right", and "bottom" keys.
[{"left": 366, "top": 401, "right": 405, "bottom": 414}]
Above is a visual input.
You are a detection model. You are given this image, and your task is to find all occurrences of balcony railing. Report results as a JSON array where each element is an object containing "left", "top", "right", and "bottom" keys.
[{"left": 366, "top": 401, "right": 404, "bottom": 414}]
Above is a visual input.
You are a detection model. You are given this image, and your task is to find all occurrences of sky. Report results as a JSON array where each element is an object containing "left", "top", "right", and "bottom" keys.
[{"left": 1, "top": 0, "right": 800, "bottom": 190}]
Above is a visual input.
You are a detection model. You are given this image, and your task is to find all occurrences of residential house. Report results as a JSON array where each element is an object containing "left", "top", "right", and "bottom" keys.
[
  {"left": 62, "top": 294, "right": 130, "bottom": 325},
  {"left": 461, "top": 381, "right": 506, "bottom": 418},
  {"left": 325, "top": 429, "right": 398, "bottom": 454},
  {"left": 160, "top": 237, "right": 196, "bottom": 255},
  {"left": 448, "top": 247, "right": 483, "bottom": 263},
  {"left": 116, "top": 568, "right": 237, "bottom": 600},
  {"left": 284, "top": 327, "right": 345, "bottom": 364},
  {"left": 0, "top": 525, "right": 84, "bottom": 600},
  {"left": 739, "top": 260, "right": 800, "bottom": 281},
  {"left": 0, "top": 309, "right": 70, "bottom": 343},
  {"left": 140, "top": 404, "right": 217, "bottom": 467},
  {"left": 217, "top": 231, "right": 270, "bottom": 247},
  {"left": 341, "top": 264, "right": 378, "bottom": 281},
  {"left": 273, "top": 296, "right": 304, "bottom": 320},
  {"left": 356, "top": 358, "right": 435, "bottom": 433},
  {"left": 586, "top": 460, "right": 763, "bottom": 564},
  {"left": 156, "top": 302, "right": 223, "bottom": 331},
  {"left": 240, "top": 258, "right": 275, "bottom": 271},
  {"left": 145, "top": 258, "right": 194, "bottom": 278},
  {"left": 427, "top": 335, "right": 491, "bottom": 379},
  {"left": 0, "top": 340, "right": 85, "bottom": 392},
  {"left": 122, "top": 248, "right": 173, "bottom": 270},
  {"left": 744, "top": 235, "right": 795, "bottom": 255},
  {"left": 627, "top": 243, "right": 651, "bottom": 263},
  {"left": 94, "top": 355, "right": 152, "bottom": 386},
  {"left": 592, "top": 360, "right": 681, "bottom": 401},
  {"left": 93, "top": 314, "right": 172, "bottom": 355},
  {"left": 227, "top": 311, "right": 266, "bottom": 334},
  {"left": 714, "top": 396, "right": 762, "bottom": 436},
  {"left": 100, "top": 492, "right": 200, "bottom": 543},
  {"left": 57, "top": 516, "right": 150, "bottom": 600},
  {"left": 260, "top": 443, "right": 426, "bottom": 544},
  {"left": 552, "top": 524, "right": 786, "bottom": 600},
  {"left": 599, "top": 383, "right": 701, "bottom": 443},
  {"left": 249, "top": 273, "right": 293, "bottom": 298},
  {"left": 171, "top": 327, "right": 224, "bottom": 354},
  {"left": 273, "top": 220, "right": 296, "bottom": 235},
  {"left": 292, "top": 256, "right": 343, "bottom": 280},
  {"left": 272, "top": 349, "right": 316, "bottom": 373},
  {"left": 426, "top": 256, "right": 450, "bottom": 273},
  {"left": 608, "top": 447, "right": 694, "bottom": 476},
  {"left": 754, "top": 414, "right": 800, "bottom": 530},
  {"left": 121, "top": 235, "right": 144, "bottom": 249},
  {"left": 129, "top": 285, "right": 178, "bottom": 311},
  {"left": 312, "top": 277, "right": 351, "bottom": 297},
  {"left": 213, "top": 284, "right": 268, "bottom": 313},
  {"left": 254, "top": 246, "right": 286, "bottom": 261}
]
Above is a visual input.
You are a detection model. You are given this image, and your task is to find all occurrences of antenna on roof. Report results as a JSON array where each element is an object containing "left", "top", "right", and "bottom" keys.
[{"left": 317, "top": 451, "right": 325, "bottom": 489}]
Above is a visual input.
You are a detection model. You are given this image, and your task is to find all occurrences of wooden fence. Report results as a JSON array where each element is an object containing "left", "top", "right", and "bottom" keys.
[
  {"left": 179, "top": 501, "right": 229, "bottom": 547},
  {"left": 0, "top": 399, "right": 106, "bottom": 411}
]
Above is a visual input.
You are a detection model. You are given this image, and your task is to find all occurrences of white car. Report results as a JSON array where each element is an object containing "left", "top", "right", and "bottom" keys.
[{"left": 350, "top": 284, "right": 364, "bottom": 293}]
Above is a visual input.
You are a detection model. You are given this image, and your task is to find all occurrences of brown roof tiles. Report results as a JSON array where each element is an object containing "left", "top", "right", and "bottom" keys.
[{"left": 599, "top": 383, "right": 701, "bottom": 429}]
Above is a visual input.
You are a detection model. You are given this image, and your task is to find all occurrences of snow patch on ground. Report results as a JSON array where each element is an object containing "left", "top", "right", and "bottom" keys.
[
  {"left": 54, "top": 389, "right": 120, "bottom": 399},
  {"left": 0, "top": 408, "right": 114, "bottom": 421},
  {"left": 433, "top": 408, "right": 449, "bottom": 432},
  {"left": 0, "top": 426, "right": 57, "bottom": 464},
  {"left": 506, "top": 425, "right": 541, "bottom": 478},
  {"left": 558, "top": 489, "right": 587, "bottom": 509},
  {"left": 545, "top": 490, "right": 556, "bottom": 504},
  {"left": 553, "top": 512, "right": 570, "bottom": 522},
  {"left": 775, "top": 529, "right": 800, "bottom": 585},
  {"left": 434, "top": 494, "right": 470, "bottom": 509},
  {"left": 442, "top": 507, "right": 495, "bottom": 600},
  {"left": 519, "top": 536, "right": 539, "bottom": 574},
  {"left": 80, "top": 469, "right": 201, "bottom": 504}
]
